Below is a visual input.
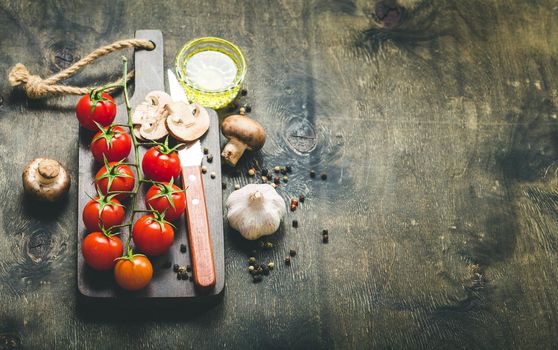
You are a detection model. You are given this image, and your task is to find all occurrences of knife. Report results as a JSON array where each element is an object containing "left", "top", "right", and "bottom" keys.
[{"left": 168, "top": 69, "right": 216, "bottom": 289}]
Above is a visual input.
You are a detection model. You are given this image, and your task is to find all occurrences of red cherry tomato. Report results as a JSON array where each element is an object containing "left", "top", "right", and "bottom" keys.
[
  {"left": 90, "top": 126, "right": 132, "bottom": 163},
  {"left": 82, "top": 195, "right": 125, "bottom": 232},
  {"left": 114, "top": 255, "right": 153, "bottom": 291},
  {"left": 142, "top": 146, "right": 181, "bottom": 182},
  {"left": 81, "top": 232, "right": 123, "bottom": 270},
  {"left": 95, "top": 161, "right": 135, "bottom": 201},
  {"left": 76, "top": 91, "right": 116, "bottom": 131},
  {"left": 145, "top": 181, "right": 186, "bottom": 221},
  {"left": 132, "top": 214, "right": 175, "bottom": 256}
]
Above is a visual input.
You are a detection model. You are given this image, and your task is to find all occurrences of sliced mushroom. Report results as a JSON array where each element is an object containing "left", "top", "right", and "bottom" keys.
[
  {"left": 165, "top": 102, "right": 210, "bottom": 142},
  {"left": 131, "top": 91, "right": 172, "bottom": 141},
  {"left": 22, "top": 158, "right": 71, "bottom": 201}
]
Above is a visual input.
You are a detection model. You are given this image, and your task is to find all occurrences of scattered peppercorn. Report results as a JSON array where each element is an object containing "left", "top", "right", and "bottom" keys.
[
  {"left": 250, "top": 269, "right": 258, "bottom": 276},
  {"left": 178, "top": 266, "right": 186, "bottom": 273},
  {"left": 256, "top": 267, "right": 264, "bottom": 275},
  {"left": 321, "top": 172, "right": 327, "bottom": 180},
  {"left": 222, "top": 183, "right": 227, "bottom": 190},
  {"left": 203, "top": 147, "right": 209, "bottom": 155},
  {"left": 262, "top": 168, "right": 269, "bottom": 177},
  {"left": 176, "top": 273, "right": 182, "bottom": 280},
  {"left": 292, "top": 219, "right": 298, "bottom": 228},
  {"left": 248, "top": 168, "right": 256, "bottom": 177},
  {"left": 261, "top": 176, "right": 268, "bottom": 183},
  {"left": 274, "top": 166, "right": 281, "bottom": 173},
  {"left": 240, "top": 88, "right": 248, "bottom": 96},
  {"left": 264, "top": 242, "right": 273, "bottom": 249},
  {"left": 263, "top": 267, "right": 270, "bottom": 276},
  {"left": 299, "top": 194, "right": 305, "bottom": 203},
  {"left": 245, "top": 105, "right": 252, "bottom": 113},
  {"left": 310, "top": 170, "right": 316, "bottom": 178},
  {"left": 207, "top": 154, "right": 214, "bottom": 163},
  {"left": 284, "top": 257, "right": 291, "bottom": 265},
  {"left": 234, "top": 184, "right": 241, "bottom": 190},
  {"left": 253, "top": 275, "right": 263, "bottom": 283},
  {"left": 239, "top": 106, "right": 246, "bottom": 114},
  {"left": 280, "top": 167, "right": 287, "bottom": 175},
  {"left": 210, "top": 172, "right": 216, "bottom": 179},
  {"left": 273, "top": 176, "right": 280, "bottom": 185},
  {"left": 182, "top": 273, "right": 189, "bottom": 280},
  {"left": 322, "top": 229, "right": 328, "bottom": 235},
  {"left": 268, "top": 262, "right": 275, "bottom": 270},
  {"left": 180, "top": 244, "right": 187, "bottom": 253},
  {"left": 248, "top": 256, "right": 256, "bottom": 265},
  {"left": 283, "top": 176, "right": 288, "bottom": 182},
  {"left": 248, "top": 265, "right": 255, "bottom": 272},
  {"left": 173, "top": 264, "right": 179, "bottom": 272},
  {"left": 285, "top": 165, "right": 292, "bottom": 173},
  {"left": 201, "top": 165, "right": 207, "bottom": 174},
  {"left": 323, "top": 235, "right": 329, "bottom": 243},
  {"left": 289, "top": 249, "right": 297, "bottom": 257},
  {"left": 163, "top": 261, "right": 172, "bottom": 269}
]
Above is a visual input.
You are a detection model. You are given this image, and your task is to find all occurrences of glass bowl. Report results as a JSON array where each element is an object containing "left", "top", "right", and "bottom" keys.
[{"left": 175, "top": 37, "right": 246, "bottom": 109}]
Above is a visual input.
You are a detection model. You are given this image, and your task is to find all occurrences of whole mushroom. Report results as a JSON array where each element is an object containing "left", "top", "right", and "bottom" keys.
[
  {"left": 226, "top": 184, "right": 286, "bottom": 240},
  {"left": 221, "top": 113, "right": 266, "bottom": 167},
  {"left": 22, "top": 158, "right": 71, "bottom": 201}
]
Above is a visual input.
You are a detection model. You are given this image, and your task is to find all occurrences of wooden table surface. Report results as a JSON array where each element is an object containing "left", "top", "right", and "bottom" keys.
[{"left": 1, "top": 0, "right": 558, "bottom": 349}]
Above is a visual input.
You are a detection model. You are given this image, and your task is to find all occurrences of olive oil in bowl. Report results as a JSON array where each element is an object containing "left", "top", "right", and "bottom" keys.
[{"left": 175, "top": 37, "right": 246, "bottom": 109}]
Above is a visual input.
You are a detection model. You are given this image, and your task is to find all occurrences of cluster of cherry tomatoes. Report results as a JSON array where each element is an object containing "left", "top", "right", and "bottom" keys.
[{"left": 77, "top": 90, "right": 186, "bottom": 291}]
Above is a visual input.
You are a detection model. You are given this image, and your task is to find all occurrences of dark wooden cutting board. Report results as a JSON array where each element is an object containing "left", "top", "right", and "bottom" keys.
[{"left": 77, "top": 30, "right": 225, "bottom": 304}]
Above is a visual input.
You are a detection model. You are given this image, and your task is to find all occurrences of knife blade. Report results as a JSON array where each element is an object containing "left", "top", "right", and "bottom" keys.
[{"left": 168, "top": 69, "right": 216, "bottom": 289}]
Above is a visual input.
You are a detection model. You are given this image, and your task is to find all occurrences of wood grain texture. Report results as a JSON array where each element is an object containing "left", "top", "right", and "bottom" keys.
[{"left": 2, "top": 0, "right": 558, "bottom": 349}]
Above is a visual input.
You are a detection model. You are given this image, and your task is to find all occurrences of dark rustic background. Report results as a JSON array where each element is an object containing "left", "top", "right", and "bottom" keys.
[{"left": 1, "top": 0, "right": 558, "bottom": 349}]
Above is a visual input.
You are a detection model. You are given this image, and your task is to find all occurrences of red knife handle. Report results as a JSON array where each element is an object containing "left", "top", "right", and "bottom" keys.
[{"left": 181, "top": 166, "right": 216, "bottom": 289}]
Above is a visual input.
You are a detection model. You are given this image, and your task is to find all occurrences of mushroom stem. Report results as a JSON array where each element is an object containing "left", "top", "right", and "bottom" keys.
[
  {"left": 37, "top": 159, "right": 60, "bottom": 185},
  {"left": 221, "top": 138, "right": 248, "bottom": 166}
]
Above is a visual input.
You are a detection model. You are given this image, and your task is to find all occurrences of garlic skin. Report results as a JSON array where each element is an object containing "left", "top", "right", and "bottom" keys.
[{"left": 226, "top": 184, "right": 286, "bottom": 240}]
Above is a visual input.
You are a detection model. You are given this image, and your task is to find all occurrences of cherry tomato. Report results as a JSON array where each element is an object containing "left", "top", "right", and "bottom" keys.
[
  {"left": 145, "top": 181, "right": 186, "bottom": 221},
  {"left": 95, "top": 161, "right": 135, "bottom": 201},
  {"left": 90, "top": 126, "right": 132, "bottom": 163},
  {"left": 114, "top": 255, "right": 153, "bottom": 291},
  {"left": 76, "top": 91, "right": 116, "bottom": 131},
  {"left": 132, "top": 214, "right": 175, "bottom": 256},
  {"left": 82, "top": 195, "right": 125, "bottom": 232},
  {"left": 81, "top": 232, "right": 123, "bottom": 270},
  {"left": 142, "top": 145, "right": 181, "bottom": 182}
]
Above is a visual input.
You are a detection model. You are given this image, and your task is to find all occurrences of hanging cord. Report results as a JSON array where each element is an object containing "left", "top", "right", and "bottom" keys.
[{"left": 7, "top": 38, "right": 155, "bottom": 99}]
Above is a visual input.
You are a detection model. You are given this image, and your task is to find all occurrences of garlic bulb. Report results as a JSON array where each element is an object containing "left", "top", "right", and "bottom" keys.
[{"left": 226, "top": 184, "right": 286, "bottom": 240}]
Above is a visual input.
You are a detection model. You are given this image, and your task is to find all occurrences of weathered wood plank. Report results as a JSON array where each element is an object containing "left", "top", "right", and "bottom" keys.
[{"left": 2, "top": 0, "right": 558, "bottom": 349}]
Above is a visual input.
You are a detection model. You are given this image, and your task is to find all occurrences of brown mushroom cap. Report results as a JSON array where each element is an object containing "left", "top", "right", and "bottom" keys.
[
  {"left": 221, "top": 114, "right": 266, "bottom": 151},
  {"left": 22, "top": 158, "right": 71, "bottom": 201},
  {"left": 165, "top": 102, "right": 210, "bottom": 142},
  {"left": 132, "top": 91, "right": 172, "bottom": 141}
]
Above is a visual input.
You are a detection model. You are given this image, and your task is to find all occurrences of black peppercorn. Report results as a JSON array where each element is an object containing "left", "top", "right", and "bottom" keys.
[
  {"left": 310, "top": 170, "right": 316, "bottom": 178},
  {"left": 261, "top": 169, "right": 269, "bottom": 177},
  {"left": 284, "top": 257, "right": 291, "bottom": 265},
  {"left": 322, "top": 229, "right": 328, "bottom": 235},
  {"left": 222, "top": 182, "right": 227, "bottom": 190},
  {"left": 323, "top": 235, "right": 329, "bottom": 243},
  {"left": 285, "top": 165, "right": 292, "bottom": 173},
  {"left": 289, "top": 249, "right": 297, "bottom": 257},
  {"left": 273, "top": 176, "right": 280, "bottom": 184},
  {"left": 245, "top": 105, "right": 252, "bottom": 113},
  {"left": 180, "top": 244, "right": 187, "bottom": 253},
  {"left": 173, "top": 264, "right": 179, "bottom": 272},
  {"left": 299, "top": 194, "right": 305, "bottom": 203},
  {"left": 280, "top": 167, "right": 287, "bottom": 175},
  {"left": 203, "top": 147, "right": 209, "bottom": 155},
  {"left": 207, "top": 154, "right": 214, "bottom": 163},
  {"left": 240, "top": 88, "right": 248, "bottom": 96},
  {"left": 263, "top": 267, "right": 270, "bottom": 276},
  {"left": 177, "top": 273, "right": 182, "bottom": 280},
  {"left": 186, "top": 265, "right": 192, "bottom": 273},
  {"left": 181, "top": 273, "right": 189, "bottom": 280},
  {"left": 292, "top": 219, "right": 298, "bottom": 228},
  {"left": 321, "top": 172, "right": 327, "bottom": 180}
]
